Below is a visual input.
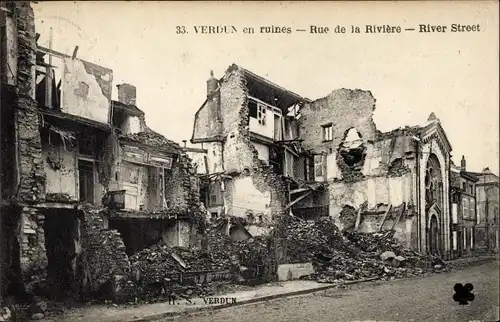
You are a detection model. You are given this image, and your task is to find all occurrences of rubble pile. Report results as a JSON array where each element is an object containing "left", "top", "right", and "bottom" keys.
[
  {"left": 81, "top": 228, "right": 131, "bottom": 293},
  {"left": 277, "top": 215, "right": 357, "bottom": 263},
  {"left": 233, "top": 236, "right": 270, "bottom": 268},
  {"left": 125, "top": 130, "right": 180, "bottom": 151},
  {"left": 276, "top": 215, "right": 450, "bottom": 283},
  {"left": 45, "top": 192, "right": 74, "bottom": 202}
]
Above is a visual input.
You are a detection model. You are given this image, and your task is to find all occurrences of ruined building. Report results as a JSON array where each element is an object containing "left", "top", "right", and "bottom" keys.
[
  {"left": 1, "top": 1, "right": 203, "bottom": 300},
  {"left": 189, "top": 64, "right": 455, "bottom": 258},
  {"left": 450, "top": 156, "right": 479, "bottom": 258},
  {"left": 470, "top": 167, "right": 500, "bottom": 252},
  {"left": 188, "top": 65, "right": 318, "bottom": 240}
]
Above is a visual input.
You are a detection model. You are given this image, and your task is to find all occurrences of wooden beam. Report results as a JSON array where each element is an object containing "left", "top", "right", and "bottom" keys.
[
  {"left": 290, "top": 187, "right": 310, "bottom": 195},
  {"left": 45, "top": 27, "right": 53, "bottom": 109},
  {"left": 354, "top": 206, "right": 363, "bottom": 231},
  {"left": 391, "top": 202, "right": 406, "bottom": 231},
  {"left": 378, "top": 204, "right": 392, "bottom": 232},
  {"left": 285, "top": 190, "right": 312, "bottom": 210}
]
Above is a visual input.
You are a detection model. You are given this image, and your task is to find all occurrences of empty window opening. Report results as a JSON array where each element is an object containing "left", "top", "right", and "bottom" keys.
[
  {"left": 248, "top": 100, "right": 258, "bottom": 118},
  {"left": 78, "top": 159, "right": 95, "bottom": 204},
  {"left": 323, "top": 124, "right": 333, "bottom": 141}
]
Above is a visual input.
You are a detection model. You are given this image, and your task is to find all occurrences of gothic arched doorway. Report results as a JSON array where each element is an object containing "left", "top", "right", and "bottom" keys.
[
  {"left": 425, "top": 154, "right": 444, "bottom": 255},
  {"left": 429, "top": 214, "right": 439, "bottom": 255}
]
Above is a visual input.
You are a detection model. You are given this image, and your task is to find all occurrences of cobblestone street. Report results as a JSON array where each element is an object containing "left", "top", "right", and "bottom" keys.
[{"left": 163, "top": 261, "right": 499, "bottom": 322}]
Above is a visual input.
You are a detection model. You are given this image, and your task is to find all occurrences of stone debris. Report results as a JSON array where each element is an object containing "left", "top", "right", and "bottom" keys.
[
  {"left": 275, "top": 215, "right": 450, "bottom": 284},
  {"left": 123, "top": 221, "right": 273, "bottom": 302}
]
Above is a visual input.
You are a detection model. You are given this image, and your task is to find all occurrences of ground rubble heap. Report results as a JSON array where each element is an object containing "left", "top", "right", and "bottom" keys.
[
  {"left": 124, "top": 220, "right": 273, "bottom": 302},
  {"left": 275, "top": 215, "right": 450, "bottom": 284}
]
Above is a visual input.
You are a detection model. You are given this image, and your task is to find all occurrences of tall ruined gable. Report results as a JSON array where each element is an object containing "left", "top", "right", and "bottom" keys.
[
  {"left": 299, "top": 88, "right": 378, "bottom": 154},
  {"left": 11, "top": 1, "right": 46, "bottom": 203}
]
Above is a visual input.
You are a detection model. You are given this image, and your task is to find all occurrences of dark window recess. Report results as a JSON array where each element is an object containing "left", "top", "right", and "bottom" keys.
[
  {"left": 200, "top": 186, "right": 208, "bottom": 208},
  {"left": 78, "top": 135, "right": 96, "bottom": 156},
  {"left": 78, "top": 160, "right": 95, "bottom": 203},
  {"left": 304, "top": 156, "right": 315, "bottom": 182},
  {"left": 248, "top": 100, "right": 258, "bottom": 118}
]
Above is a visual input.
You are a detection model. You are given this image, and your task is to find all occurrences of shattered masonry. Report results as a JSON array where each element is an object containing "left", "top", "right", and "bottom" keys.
[
  {"left": 190, "top": 64, "right": 454, "bottom": 259},
  {"left": 0, "top": 1, "right": 206, "bottom": 304}
]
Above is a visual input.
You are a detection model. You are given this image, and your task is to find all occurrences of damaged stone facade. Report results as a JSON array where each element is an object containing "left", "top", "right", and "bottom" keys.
[
  {"left": 299, "top": 90, "right": 453, "bottom": 257},
  {"left": 1, "top": 1, "right": 48, "bottom": 298},
  {"left": 190, "top": 65, "right": 454, "bottom": 258},
  {"left": 0, "top": 1, "right": 204, "bottom": 302},
  {"left": 190, "top": 65, "right": 307, "bottom": 239}
]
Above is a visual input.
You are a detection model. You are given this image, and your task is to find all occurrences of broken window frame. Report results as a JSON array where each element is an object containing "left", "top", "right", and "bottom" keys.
[
  {"left": 462, "top": 197, "right": 468, "bottom": 219},
  {"left": 77, "top": 158, "right": 96, "bottom": 204},
  {"left": 314, "top": 154, "right": 325, "bottom": 181},
  {"left": 304, "top": 156, "right": 315, "bottom": 182},
  {"left": 208, "top": 181, "right": 223, "bottom": 207},
  {"left": 322, "top": 123, "right": 333, "bottom": 142}
]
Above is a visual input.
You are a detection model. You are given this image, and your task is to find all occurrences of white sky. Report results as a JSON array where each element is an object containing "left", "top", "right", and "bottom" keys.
[{"left": 33, "top": 1, "right": 499, "bottom": 174}]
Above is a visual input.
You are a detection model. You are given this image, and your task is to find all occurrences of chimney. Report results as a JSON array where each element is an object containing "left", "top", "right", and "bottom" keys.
[
  {"left": 207, "top": 70, "right": 218, "bottom": 97},
  {"left": 117, "top": 83, "right": 137, "bottom": 106},
  {"left": 182, "top": 140, "right": 187, "bottom": 148},
  {"left": 461, "top": 155, "right": 466, "bottom": 171}
]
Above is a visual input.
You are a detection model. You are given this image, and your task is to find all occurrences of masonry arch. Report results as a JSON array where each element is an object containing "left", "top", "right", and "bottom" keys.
[{"left": 425, "top": 153, "right": 444, "bottom": 254}]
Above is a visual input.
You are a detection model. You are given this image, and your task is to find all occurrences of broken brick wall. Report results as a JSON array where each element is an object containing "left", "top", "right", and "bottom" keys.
[
  {"left": 79, "top": 211, "right": 130, "bottom": 297},
  {"left": 217, "top": 65, "right": 288, "bottom": 224}
]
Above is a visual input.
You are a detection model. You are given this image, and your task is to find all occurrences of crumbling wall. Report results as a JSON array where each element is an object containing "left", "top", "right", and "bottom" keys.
[
  {"left": 42, "top": 139, "right": 78, "bottom": 199},
  {"left": 164, "top": 152, "right": 201, "bottom": 212},
  {"left": 219, "top": 66, "right": 255, "bottom": 173},
  {"left": 299, "top": 88, "right": 377, "bottom": 154},
  {"left": 327, "top": 137, "right": 415, "bottom": 181},
  {"left": 13, "top": 1, "right": 46, "bottom": 204},
  {"left": 7, "top": 2, "right": 50, "bottom": 292},
  {"left": 19, "top": 207, "right": 48, "bottom": 292},
  {"left": 328, "top": 173, "right": 413, "bottom": 225},
  {"left": 61, "top": 57, "right": 113, "bottom": 124},
  {"left": 79, "top": 211, "right": 130, "bottom": 298},
  {"left": 217, "top": 65, "right": 288, "bottom": 223}
]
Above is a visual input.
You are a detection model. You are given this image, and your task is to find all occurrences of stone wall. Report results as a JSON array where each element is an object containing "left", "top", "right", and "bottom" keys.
[
  {"left": 299, "top": 88, "right": 378, "bottom": 154},
  {"left": 19, "top": 207, "right": 47, "bottom": 293},
  {"left": 12, "top": 1, "right": 46, "bottom": 204},
  {"left": 217, "top": 65, "right": 288, "bottom": 223}
]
